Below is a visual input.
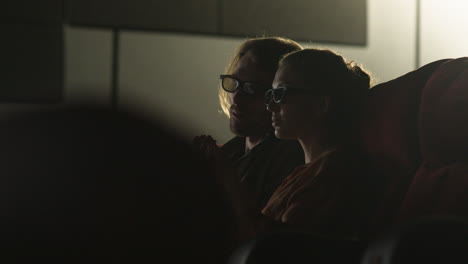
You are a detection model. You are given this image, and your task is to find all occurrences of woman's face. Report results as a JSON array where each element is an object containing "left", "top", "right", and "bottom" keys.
[{"left": 267, "top": 63, "right": 325, "bottom": 140}]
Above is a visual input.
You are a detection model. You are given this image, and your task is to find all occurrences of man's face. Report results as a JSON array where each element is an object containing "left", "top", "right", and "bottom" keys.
[{"left": 228, "top": 53, "right": 273, "bottom": 137}]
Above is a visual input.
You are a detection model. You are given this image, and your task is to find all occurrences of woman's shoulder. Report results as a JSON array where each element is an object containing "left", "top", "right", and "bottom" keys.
[
  {"left": 326, "top": 146, "right": 367, "bottom": 165},
  {"left": 317, "top": 147, "right": 370, "bottom": 182}
]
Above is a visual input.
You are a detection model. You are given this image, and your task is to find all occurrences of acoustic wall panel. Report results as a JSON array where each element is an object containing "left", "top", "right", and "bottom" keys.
[
  {"left": 222, "top": 0, "right": 366, "bottom": 45},
  {"left": 0, "top": 23, "right": 63, "bottom": 103},
  {"left": 68, "top": 0, "right": 218, "bottom": 33}
]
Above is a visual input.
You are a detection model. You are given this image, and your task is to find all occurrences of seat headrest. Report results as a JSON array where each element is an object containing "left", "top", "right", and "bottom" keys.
[
  {"left": 419, "top": 57, "right": 468, "bottom": 165},
  {"left": 360, "top": 59, "right": 449, "bottom": 172}
]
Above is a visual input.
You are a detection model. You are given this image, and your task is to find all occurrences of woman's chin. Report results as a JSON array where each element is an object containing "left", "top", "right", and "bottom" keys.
[{"left": 275, "top": 127, "right": 298, "bottom": 140}]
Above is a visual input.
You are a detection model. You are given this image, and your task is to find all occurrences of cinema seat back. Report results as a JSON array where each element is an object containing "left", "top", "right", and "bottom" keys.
[
  {"left": 359, "top": 59, "right": 451, "bottom": 236},
  {"left": 397, "top": 57, "right": 468, "bottom": 222}
]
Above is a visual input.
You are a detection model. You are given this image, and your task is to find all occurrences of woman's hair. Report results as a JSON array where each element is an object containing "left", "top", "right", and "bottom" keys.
[
  {"left": 219, "top": 37, "right": 303, "bottom": 117},
  {"left": 279, "top": 48, "right": 372, "bottom": 145}
]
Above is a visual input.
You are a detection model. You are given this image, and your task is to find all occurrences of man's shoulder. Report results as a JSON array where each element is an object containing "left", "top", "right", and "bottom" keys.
[
  {"left": 221, "top": 136, "right": 244, "bottom": 149},
  {"left": 220, "top": 136, "right": 245, "bottom": 157},
  {"left": 220, "top": 135, "right": 304, "bottom": 162},
  {"left": 263, "top": 136, "right": 303, "bottom": 155}
]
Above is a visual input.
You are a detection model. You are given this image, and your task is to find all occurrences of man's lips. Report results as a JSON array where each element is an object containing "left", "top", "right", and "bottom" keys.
[
  {"left": 272, "top": 116, "right": 281, "bottom": 127},
  {"left": 230, "top": 110, "right": 244, "bottom": 119}
]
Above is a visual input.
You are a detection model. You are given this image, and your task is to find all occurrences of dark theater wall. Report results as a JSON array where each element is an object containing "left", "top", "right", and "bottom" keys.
[
  {"left": 67, "top": 0, "right": 366, "bottom": 44},
  {"left": 1, "top": 0, "right": 366, "bottom": 103},
  {"left": 0, "top": 24, "right": 63, "bottom": 103},
  {"left": 1, "top": 0, "right": 64, "bottom": 103},
  {"left": 67, "top": 0, "right": 219, "bottom": 34},
  {"left": 2, "top": 0, "right": 64, "bottom": 22},
  {"left": 222, "top": 0, "right": 367, "bottom": 45}
]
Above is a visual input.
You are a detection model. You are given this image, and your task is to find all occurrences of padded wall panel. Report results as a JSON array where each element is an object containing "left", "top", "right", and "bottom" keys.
[
  {"left": 0, "top": 23, "right": 63, "bottom": 103},
  {"left": 222, "top": 0, "right": 366, "bottom": 45},
  {"left": 68, "top": 0, "right": 218, "bottom": 33}
]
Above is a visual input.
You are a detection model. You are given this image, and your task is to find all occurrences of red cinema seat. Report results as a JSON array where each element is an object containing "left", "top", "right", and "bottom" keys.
[
  {"left": 359, "top": 59, "right": 451, "bottom": 237},
  {"left": 397, "top": 57, "right": 468, "bottom": 223}
]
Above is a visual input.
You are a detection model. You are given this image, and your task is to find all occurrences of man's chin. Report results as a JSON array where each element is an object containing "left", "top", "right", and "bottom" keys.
[
  {"left": 230, "top": 125, "right": 247, "bottom": 137},
  {"left": 229, "top": 119, "right": 252, "bottom": 137}
]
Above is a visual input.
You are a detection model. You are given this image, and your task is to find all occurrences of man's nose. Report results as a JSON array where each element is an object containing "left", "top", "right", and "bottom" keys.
[
  {"left": 266, "top": 100, "right": 279, "bottom": 112},
  {"left": 231, "top": 89, "right": 246, "bottom": 105}
]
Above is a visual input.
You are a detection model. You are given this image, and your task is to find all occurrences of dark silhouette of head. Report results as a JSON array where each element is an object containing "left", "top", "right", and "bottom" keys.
[{"left": 0, "top": 105, "right": 239, "bottom": 263}]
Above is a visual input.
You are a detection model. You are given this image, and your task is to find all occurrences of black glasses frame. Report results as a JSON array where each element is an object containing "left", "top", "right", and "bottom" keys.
[
  {"left": 265, "top": 86, "right": 315, "bottom": 105},
  {"left": 220, "top": 75, "right": 269, "bottom": 96}
]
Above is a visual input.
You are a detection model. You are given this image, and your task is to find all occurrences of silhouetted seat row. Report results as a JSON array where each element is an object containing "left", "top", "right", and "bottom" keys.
[
  {"left": 230, "top": 217, "right": 468, "bottom": 264},
  {"left": 0, "top": 107, "right": 239, "bottom": 263},
  {"left": 228, "top": 231, "right": 366, "bottom": 264}
]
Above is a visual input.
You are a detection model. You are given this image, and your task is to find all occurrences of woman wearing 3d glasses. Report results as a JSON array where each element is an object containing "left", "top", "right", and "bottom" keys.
[{"left": 257, "top": 49, "right": 381, "bottom": 239}]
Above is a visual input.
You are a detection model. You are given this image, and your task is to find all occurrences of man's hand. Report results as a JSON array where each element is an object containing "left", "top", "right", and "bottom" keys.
[{"left": 192, "top": 135, "right": 221, "bottom": 161}]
